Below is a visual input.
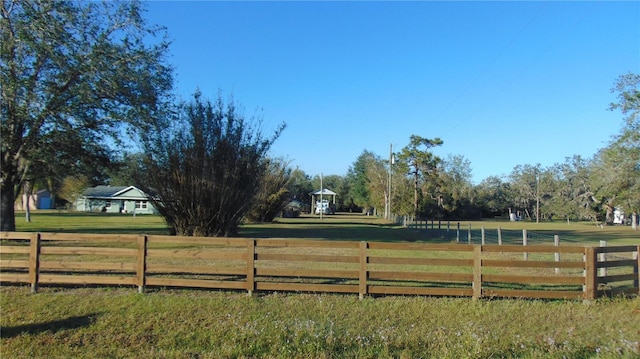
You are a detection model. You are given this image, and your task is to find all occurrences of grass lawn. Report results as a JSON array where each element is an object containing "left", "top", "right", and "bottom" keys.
[
  {"left": 2, "top": 211, "right": 639, "bottom": 358},
  {"left": 12, "top": 210, "right": 640, "bottom": 245},
  {"left": 2, "top": 286, "right": 639, "bottom": 358}
]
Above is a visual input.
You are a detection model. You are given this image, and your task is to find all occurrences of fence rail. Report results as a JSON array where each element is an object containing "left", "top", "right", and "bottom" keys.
[{"left": 1, "top": 232, "right": 638, "bottom": 300}]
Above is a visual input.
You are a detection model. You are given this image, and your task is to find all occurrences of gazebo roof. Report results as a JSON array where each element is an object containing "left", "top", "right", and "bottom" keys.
[{"left": 309, "top": 188, "right": 337, "bottom": 196}]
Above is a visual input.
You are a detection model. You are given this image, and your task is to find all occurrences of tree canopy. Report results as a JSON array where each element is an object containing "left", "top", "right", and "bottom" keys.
[
  {"left": 1, "top": 0, "right": 173, "bottom": 231},
  {"left": 137, "top": 92, "right": 285, "bottom": 237}
]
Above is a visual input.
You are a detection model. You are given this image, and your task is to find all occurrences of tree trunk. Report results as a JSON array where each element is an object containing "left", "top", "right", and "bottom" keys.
[
  {"left": 605, "top": 204, "right": 614, "bottom": 225},
  {"left": 413, "top": 170, "right": 419, "bottom": 218},
  {"left": 24, "top": 181, "right": 32, "bottom": 223},
  {"left": 632, "top": 212, "right": 638, "bottom": 230},
  {"left": 0, "top": 182, "right": 17, "bottom": 231}
]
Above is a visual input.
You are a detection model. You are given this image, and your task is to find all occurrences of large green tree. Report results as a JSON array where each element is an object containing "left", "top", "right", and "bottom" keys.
[
  {"left": 396, "top": 135, "right": 443, "bottom": 218},
  {"left": 546, "top": 156, "right": 597, "bottom": 223},
  {"left": 346, "top": 150, "right": 377, "bottom": 213},
  {"left": 603, "top": 72, "right": 640, "bottom": 228},
  {"left": 138, "top": 92, "right": 284, "bottom": 237},
  {"left": 1, "top": 0, "right": 173, "bottom": 231}
]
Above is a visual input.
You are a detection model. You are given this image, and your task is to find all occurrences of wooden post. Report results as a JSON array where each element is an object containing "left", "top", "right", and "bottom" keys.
[
  {"left": 136, "top": 235, "right": 148, "bottom": 294},
  {"left": 497, "top": 227, "right": 502, "bottom": 246},
  {"left": 28, "top": 232, "right": 41, "bottom": 294},
  {"left": 472, "top": 245, "right": 482, "bottom": 300},
  {"left": 599, "top": 240, "right": 607, "bottom": 278},
  {"left": 359, "top": 241, "right": 368, "bottom": 300},
  {"left": 584, "top": 247, "right": 598, "bottom": 301},
  {"left": 481, "top": 226, "right": 485, "bottom": 245},
  {"left": 446, "top": 221, "right": 450, "bottom": 240},
  {"left": 456, "top": 222, "right": 460, "bottom": 243},
  {"left": 467, "top": 224, "right": 472, "bottom": 244},
  {"left": 522, "top": 230, "right": 528, "bottom": 261},
  {"left": 554, "top": 235, "right": 560, "bottom": 274},
  {"left": 634, "top": 246, "right": 639, "bottom": 294},
  {"left": 246, "top": 239, "right": 256, "bottom": 297}
]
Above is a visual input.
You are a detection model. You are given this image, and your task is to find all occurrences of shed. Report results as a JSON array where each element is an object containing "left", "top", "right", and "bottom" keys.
[{"left": 15, "top": 189, "right": 55, "bottom": 210}]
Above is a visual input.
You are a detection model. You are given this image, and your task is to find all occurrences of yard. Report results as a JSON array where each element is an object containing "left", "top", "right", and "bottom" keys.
[{"left": 2, "top": 211, "right": 639, "bottom": 358}]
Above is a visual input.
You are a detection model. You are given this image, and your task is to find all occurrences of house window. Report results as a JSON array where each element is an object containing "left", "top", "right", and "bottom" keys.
[
  {"left": 105, "top": 200, "right": 111, "bottom": 209},
  {"left": 135, "top": 200, "right": 148, "bottom": 210}
]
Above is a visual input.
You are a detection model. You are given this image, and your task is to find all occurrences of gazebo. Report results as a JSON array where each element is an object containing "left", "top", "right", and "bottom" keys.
[{"left": 309, "top": 188, "right": 337, "bottom": 215}]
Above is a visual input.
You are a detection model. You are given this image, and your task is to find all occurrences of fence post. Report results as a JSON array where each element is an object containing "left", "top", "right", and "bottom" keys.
[
  {"left": 456, "top": 222, "right": 460, "bottom": 243},
  {"left": 467, "top": 224, "right": 472, "bottom": 244},
  {"left": 136, "top": 235, "right": 148, "bottom": 294},
  {"left": 584, "top": 247, "right": 598, "bottom": 301},
  {"left": 497, "top": 227, "right": 502, "bottom": 246},
  {"left": 634, "top": 245, "right": 639, "bottom": 294},
  {"left": 554, "top": 235, "right": 560, "bottom": 274},
  {"left": 522, "top": 230, "right": 528, "bottom": 261},
  {"left": 473, "top": 245, "right": 482, "bottom": 300},
  {"left": 246, "top": 239, "right": 256, "bottom": 297},
  {"left": 359, "top": 241, "right": 368, "bottom": 300},
  {"left": 28, "top": 232, "right": 41, "bottom": 294},
  {"left": 447, "top": 221, "right": 450, "bottom": 240},
  {"left": 481, "top": 226, "right": 485, "bottom": 245},
  {"left": 599, "top": 240, "right": 607, "bottom": 278}
]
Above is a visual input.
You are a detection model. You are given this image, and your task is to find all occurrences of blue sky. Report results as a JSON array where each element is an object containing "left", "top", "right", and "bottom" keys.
[{"left": 144, "top": 1, "right": 639, "bottom": 184}]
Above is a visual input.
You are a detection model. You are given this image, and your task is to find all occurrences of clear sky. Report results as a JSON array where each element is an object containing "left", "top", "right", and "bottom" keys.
[{"left": 144, "top": 1, "right": 640, "bottom": 184}]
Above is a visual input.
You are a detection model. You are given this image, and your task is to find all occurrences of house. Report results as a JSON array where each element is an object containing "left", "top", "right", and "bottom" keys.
[{"left": 76, "top": 185, "right": 158, "bottom": 214}]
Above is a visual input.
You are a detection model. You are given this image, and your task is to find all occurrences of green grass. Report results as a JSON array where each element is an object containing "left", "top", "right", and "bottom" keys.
[
  {"left": 13, "top": 211, "right": 171, "bottom": 235},
  {"left": 14, "top": 210, "right": 638, "bottom": 244},
  {"left": 1, "top": 286, "right": 639, "bottom": 358},
  {"left": 3, "top": 211, "right": 640, "bottom": 358}
]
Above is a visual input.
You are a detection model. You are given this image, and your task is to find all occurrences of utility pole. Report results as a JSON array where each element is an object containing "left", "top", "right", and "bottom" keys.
[
  {"left": 536, "top": 170, "right": 539, "bottom": 224},
  {"left": 320, "top": 173, "right": 323, "bottom": 221},
  {"left": 387, "top": 143, "right": 392, "bottom": 220}
]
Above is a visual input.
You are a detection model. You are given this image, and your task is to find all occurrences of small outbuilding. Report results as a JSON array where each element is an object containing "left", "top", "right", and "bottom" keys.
[
  {"left": 15, "top": 189, "right": 55, "bottom": 211},
  {"left": 309, "top": 188, "right": 337, "bottom": 215},
  {"left": 76, "top": 185, "right": 158, "bottom": 214}
]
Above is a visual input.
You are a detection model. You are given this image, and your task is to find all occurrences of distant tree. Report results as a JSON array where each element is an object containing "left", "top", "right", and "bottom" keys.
[
  {"left": 396, "top": 135, "right": 443, "bottom": 218},
  {"left": 107, "top": 153, "right": 146, "bottom": 187},
  {"left": 507, "top": 164, "right": 541, "bottom": 220},
  {"left": 546, "top": 156, "right": 597, "bottom": 223},
  {"left": 475, "top": 176, "right": 510, "bottom": 217},
  {"left": 1, "top": 0, "right": 173, "bottom": 231},
  {"left": 437, "top": 154, "right": 477, "bottom": 219},
  {"left": 287, "top": 168, "right": 314, "bottom": 209},
  {"left": 364, "top": 153, "right": 390, "bottom": 217},
  {"left": 332, "top": 175, "right": 352, "bottom": 212},
  {"left": 138, "top": 92, "right": 284, "bottom": 236},
  {"left": 246, "top": 158, "right": 292, "bottom": 223},
  {"left": 57, "top": 175, "right": 91, "bottom": 210},
  {"left": 346, "top": 150, "right": 376, "bottom": 212}
]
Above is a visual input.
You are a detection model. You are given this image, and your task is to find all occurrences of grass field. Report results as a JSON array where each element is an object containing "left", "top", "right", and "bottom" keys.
[
  {"left": 2, "top": 211, "right": 640, "bottom": 358},
  {"left": 11, "top": 210, "right": 640, "bottom": 244}
]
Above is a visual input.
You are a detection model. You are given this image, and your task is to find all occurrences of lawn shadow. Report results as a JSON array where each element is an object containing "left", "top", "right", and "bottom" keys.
[
  {"left": 1, "top": 313, "right": 101, "bottom": 339},
  {"left": 240, "top": 219, "right": 453, "bottom": 243}
]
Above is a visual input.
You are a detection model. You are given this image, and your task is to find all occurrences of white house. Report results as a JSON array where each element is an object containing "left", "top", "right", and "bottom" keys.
[{"left": 76, "top": 185, "right": 158, "bottom": 214}]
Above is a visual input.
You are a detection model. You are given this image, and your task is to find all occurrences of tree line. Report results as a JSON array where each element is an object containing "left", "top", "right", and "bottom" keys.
[{"left": 2, "top": 1, "right": 637, "bottom": 236}]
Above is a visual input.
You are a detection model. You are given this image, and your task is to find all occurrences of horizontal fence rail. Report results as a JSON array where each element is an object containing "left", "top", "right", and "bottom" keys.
[{"left": 1, "top": 232, "right": 638, "bottom": 300}]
